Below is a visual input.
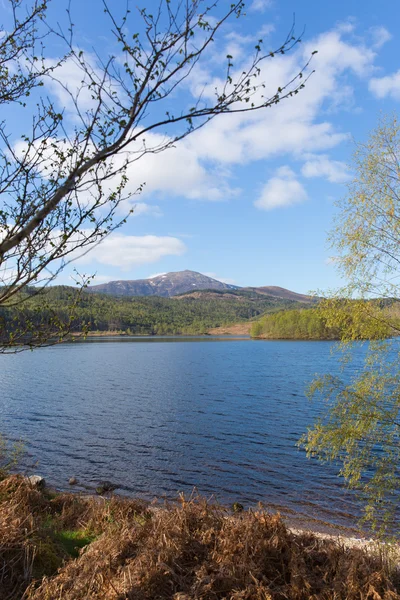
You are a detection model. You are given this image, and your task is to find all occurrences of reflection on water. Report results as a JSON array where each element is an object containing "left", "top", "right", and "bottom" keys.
[{"left": 0, "top": 338, "right": 367, "bottom": 529}]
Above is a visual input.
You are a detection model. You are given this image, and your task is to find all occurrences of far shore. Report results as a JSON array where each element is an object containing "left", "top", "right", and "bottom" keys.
[
  {"left": 68, "top": 327, "right": 252, "bottom": 338},
  {"left": 67, "top": 330, "right": 341, "bottom": 341}
]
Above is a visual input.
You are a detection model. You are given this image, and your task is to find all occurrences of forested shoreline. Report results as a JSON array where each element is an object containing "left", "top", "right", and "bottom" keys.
[
  {"left": 3, "top": 287, "right": 399, "bottom": 342},
  {"left": 250, "top": 308, "right": 338, "bottom": 340},
  {"left": 250, "top": 303, "right": 398, "bottom": 340},
  {"left": 0, "top": 286, "right": 306, "bottom": 339}
]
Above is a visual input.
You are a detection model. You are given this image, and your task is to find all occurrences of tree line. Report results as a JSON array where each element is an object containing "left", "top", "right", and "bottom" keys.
[
  {"left": 250, "top": 308, "right": 336, "bottom": 339},
  {"left": 0, "top": 286, "right": 302, "bottom": 341},
  {"left": 251, "top": 301, "right": 396, "bottom": 341}
]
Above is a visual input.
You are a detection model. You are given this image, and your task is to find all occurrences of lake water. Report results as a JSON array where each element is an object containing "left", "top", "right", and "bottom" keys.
[{"left": 0, "top": 337, "right": 367, "bottom": 531}]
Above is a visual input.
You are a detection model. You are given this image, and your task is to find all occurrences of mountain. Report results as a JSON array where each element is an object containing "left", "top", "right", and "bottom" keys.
[
  {"left": 5, "top": 276, "right": 315, "bottom": 338},
  {"left": 6, "top": 284, "right": 305, "bottom": 337},
  {"left": 88, "top": 270, "right": 238, "bottom": 298},
  {"left": 88, "top": 270, "right": 314, "bottom": 302}
]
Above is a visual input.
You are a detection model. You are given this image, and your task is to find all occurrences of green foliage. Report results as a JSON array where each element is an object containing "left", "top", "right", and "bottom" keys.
[
  {"left": 250, "top": 302, "right": 392, "bottom": 341},
  {"left": 0, "top": 434, "right": 23, "bottom": 479},
  {"left": 250, "top": 320, "right": 263, "bottom": 338},
  {"left": 301, "top": 341, "right": 400, "bottom": 536},
  {"left": 302, "top": 115, "right": 400, "bottom": 536},
  {"left": 0, "top": 286, "right": 303, "bottom": 339},
  {"left": 54, "top": 530, "right": 96, "bottom": 558},
  {"left": 330, "top": 114, "right": 400, "bottom": 300},
  {"left": 315, "top": 298, "right": 393, "bottom": 341},
  {"left": 0, "top": 283, "right": 91, "bottom": 352},
  {"left": 250, "top": 308, "right": 335, "bottom": 339}
]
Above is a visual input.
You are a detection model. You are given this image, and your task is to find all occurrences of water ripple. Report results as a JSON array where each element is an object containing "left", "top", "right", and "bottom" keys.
[{"left": 0, "top": 338, "right": 368, "bottom": 528}]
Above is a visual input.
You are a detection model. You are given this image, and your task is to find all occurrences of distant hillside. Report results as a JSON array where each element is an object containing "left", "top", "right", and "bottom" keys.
[
  {"left": 174, "top": 288, "right": 275, "bottom": 302},
  {"left": 2, "top": 286, "right": 304, "bottom": 337},
  {"left": 88, "top": 270, "right": 312, "bottom": 303},
  {"left": 88, "top": 270, "right": 237, "bottom": 298},
  {"left": 243, "top": 286, "right": 315, "bottom": 304}
]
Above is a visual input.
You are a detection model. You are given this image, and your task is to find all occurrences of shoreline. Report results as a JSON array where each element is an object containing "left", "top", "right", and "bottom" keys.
[
  {"left": 43, "top": 477, "right": 377, "bottom": 546},
  {"left": 66, "top": 331, "right": 340, "bottom": 341},
  {"left": 66, "top": 331, "right": 252, "bottom": 340},
  {"left": 48, "top": 485, "right": 400, "bottom": 562},
  {"left": 3, "top": 474, "right": 399, "bottom": 599}
]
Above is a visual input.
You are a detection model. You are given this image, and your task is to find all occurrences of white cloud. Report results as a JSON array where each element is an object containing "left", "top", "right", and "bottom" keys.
[
  {"left": 131, "top": 203, "right": 163, "bottom": 217},
  {"left": 187, "top": 28, "right": 375, "bottom": 169},
  {"left": 223, "top": 32, "right": 258, "bottom": 63},
  {"left": 254, "top": 166, "right": 308, "bottom": 210},
  {"left": 250, "top": 0, "right": 273, "bottom": 11},
  {"left": 28, "top": 24, "right": 381, "bottom": 215},
  {"left": 301, "top": 155, "right": 351, "bottom": 183},
  {"left": 14, "top": 130, "right": 236, "bottom": 229},
  {"left": 335, "top": 20, "right": 356, "bottom": 35},
  {"left": 258, "top": 24, "right": 275, "bottom": 38},
  {"left": 76, "top": 234, "right": 186, "bottom": 270},
  {"left": 44, "top": 51, "right": 128, "bottom": 119},
  {"left": 112, "top": 132, "right": 240, "bottom": 210},
  {"left": 369, "top": 70, "right": 400, "bottom": 100},
  {"left": 368, "top": 26, "right": 392, "bottom": 50},
  {"left": 44, "top": 54, "right": 107, "bottom": 115},
  {"left": 39, "top": 27, "right": 368, "bottom": 213}
]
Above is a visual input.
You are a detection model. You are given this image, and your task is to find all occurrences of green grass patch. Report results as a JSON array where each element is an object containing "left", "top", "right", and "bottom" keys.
[{"left": 54, "top": 529, "right": 96, "bottom": 558}]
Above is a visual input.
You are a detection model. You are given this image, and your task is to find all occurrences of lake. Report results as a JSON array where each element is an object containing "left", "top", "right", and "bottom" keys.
[{"left": 0, "top": 337, "right": 367, "bottom": 531}]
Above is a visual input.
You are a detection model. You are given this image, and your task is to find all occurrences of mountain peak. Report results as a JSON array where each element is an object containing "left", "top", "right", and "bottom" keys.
[
  {"left": 87, "top": 270, "right": 313, "bottom": 303},
  {"left": 88, "top": 270, "right": 237, "bottom": 298}
]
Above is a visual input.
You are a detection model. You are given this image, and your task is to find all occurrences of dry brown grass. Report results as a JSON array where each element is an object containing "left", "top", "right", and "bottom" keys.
[
  {"left": 0, "top": 475, "right": 147, "bottom": 600},
  {"left": 0, "top": 476, "right": 399, "bottom": 599}
]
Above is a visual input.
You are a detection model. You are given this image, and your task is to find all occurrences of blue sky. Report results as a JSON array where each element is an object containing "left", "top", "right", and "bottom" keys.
[{"left": 5, "top": 0, "right": 400, "bottom": 293}]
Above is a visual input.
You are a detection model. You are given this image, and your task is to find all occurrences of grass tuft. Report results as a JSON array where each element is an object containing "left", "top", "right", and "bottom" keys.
[{"left": 54, "top": 529, "right": 96, "bottom": 558}]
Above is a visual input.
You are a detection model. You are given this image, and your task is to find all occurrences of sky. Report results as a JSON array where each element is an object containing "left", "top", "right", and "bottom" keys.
[{"left": 4, "top": 0, "right": 400, "bottom": 294}]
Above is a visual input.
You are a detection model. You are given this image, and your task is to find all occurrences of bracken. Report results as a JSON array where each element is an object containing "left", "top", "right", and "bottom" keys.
[{"left": 0, "top": 476, "right": 398, "bottom": 599}]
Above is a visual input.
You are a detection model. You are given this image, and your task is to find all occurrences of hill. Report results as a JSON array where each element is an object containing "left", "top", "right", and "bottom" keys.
[
  {"left": 1, "top": 276, "right": 316, "bottom": 340},
  {"left": 88, "top": 270, "right": 314, "bottom": 303},
  {"left": 173, "top": 288, "right": 285, "bottom": 302},
  {"left": 88, "top": 270, "right": 237, "bottom": 297},
  {"left": 1, "top": 286, "right": 307, "bottom": 338}
]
